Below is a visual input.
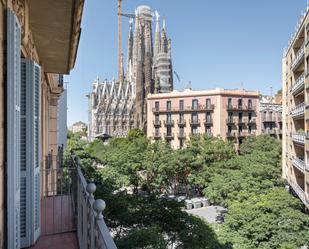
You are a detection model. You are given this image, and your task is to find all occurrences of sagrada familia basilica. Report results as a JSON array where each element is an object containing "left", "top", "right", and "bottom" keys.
[{"left": 88, "top": 5, "right": 173, "bottom": 140}]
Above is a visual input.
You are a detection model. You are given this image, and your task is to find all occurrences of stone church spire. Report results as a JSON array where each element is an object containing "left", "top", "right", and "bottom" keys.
[{"left": 126, "top": 18, "right": 134, "bottom": 81}]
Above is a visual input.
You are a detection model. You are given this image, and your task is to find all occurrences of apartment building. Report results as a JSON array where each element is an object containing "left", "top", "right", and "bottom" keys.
[
  {"left": 147, "top": 88, "right": 260, "bottom": 149},
  {"left": 259, "top": 95, "right": 283, "bottom": 140},
  {"left": 0, "top": 1, "right": 117, "bottom": 249},
  {"left": 282, "top": 5, "right": 309, "bottom": 210}
]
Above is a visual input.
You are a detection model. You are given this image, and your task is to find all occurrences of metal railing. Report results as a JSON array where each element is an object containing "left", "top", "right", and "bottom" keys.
[
  {"left": 163, "top": 120, "right": 174, "bottom": 126},
  {"left": 291, "top": 43, "right": 305, "bottom": 70},
  {"left": 190, "top": 119, "right": 200, "bottom": 125},
  {"left": 291, "top": 156, "right": 305, "bottom": 172},
  {"left": 291, "top": 132, "right": 306, "bottom": 144},
  {"left": 71, "top": 156, "right": 118, "bottom": 249},
  {"left": 177, "top": 132, "right": 186, "bottom": 139},
  {"left": 152, "top": 104, "right": 215, "bottom": 113},
  {"left": 164, "top": 132, "right": 174, "bottom": 139},
  {"left": 290, "top": 102, "right": 305, "bottom": 118},
  {"left": 291, "top": 73, "right": 305, "bottom": 94},
  {"left": 289, "top": 180, "right": 309, "bottom": 208}
]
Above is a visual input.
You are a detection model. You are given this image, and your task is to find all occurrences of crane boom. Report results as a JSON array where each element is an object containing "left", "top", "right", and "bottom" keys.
[{"left": 117, "top": 0, "right": 123, "bottom": 82}]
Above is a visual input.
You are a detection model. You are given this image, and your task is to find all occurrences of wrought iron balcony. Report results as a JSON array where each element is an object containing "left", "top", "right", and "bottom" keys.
[
  {"left": 291, "top": 73, "right": 305, "bottom": 95},
  {"left": 291, "top": 132, "right": 306, "bottom": 144},
  {"left": 153, "top": 132, "right": 161, "bottom": 139},
  {"left": 177, "top": 132, "right": 186, "bottom": 139},
  {"left": 164, "top": 133, "right": 174, "bottom": 139},
  {"left": 248, "top": 118, "right": 256, "bottom": 124},
  {"left": 153, "top": 120, "right": 161, "bottom": 127},
  {"left": 238, "top": 119, "right": 246, "bottom": 124},
  {"left": 204, "top": 118, "right": 213, "bottom": 125},
  {"left": 291, "top": 43, "right": 305, "bottom": 71},
  {"left": 289, "top": 180, "right": 309, "bottom": 209},
  {"left": 190, "top": 119, "right": 200, "bottom": 126},
  {"left": 291, "top": 156, "right": 305, "bottom": 172},
  {"left": 163, "top": 120, "right": 174, "bottom": 126},
  {"left": 262, "top": 128, "right": 276, "bottom": 135},
  {"left": 152, "top": 104, "right": 215, "bottom": 113},
  {"left": 226, "top": 117, "right": 234, "bottom": 124},
  {"left": 177, "top": 119, "right": 186, "bottom": 126},
  {"left": 226, "top": 105, "right": 255, "bottom": 111},
  {"left": 290, "top": 102, "right": 305, "bottom": 118}
]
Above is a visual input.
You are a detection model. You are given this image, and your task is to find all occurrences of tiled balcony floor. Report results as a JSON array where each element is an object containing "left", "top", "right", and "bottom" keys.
[
  {"left": 28, "top": 232, "right": 79, "bottom": 249},
  {"left": 28, "top": 195, "right": 78, "bottom": 249}
]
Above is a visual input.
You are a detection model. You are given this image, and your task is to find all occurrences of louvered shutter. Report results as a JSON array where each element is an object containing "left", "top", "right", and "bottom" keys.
[
  {"left": 7, "top": 9, "right": 21, "bottom": 249},
  {"left": 20, "top": 59, "right": 41, "bottom": 247}
]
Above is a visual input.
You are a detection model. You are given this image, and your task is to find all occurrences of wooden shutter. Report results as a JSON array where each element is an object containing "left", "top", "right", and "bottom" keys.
[
  {"left": 20, "top": 59, "right": 41, "bottom": 247},
  {"left": 7, "top": 9, "right": 21, "bottom": 249}
]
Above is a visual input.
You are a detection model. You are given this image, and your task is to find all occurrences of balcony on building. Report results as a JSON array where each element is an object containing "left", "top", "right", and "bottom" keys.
[
  {"left": 263, "top": 115, "right": 275, "bottom": 123},
  {"left": 290, "top": 102, "right": 305, "bottom": 119},
  {"left": 164, "top": 132, "right": 174, "bottom": 139},
  {"left": 291, "top": 42, "right": 305, "bottom": 72},
  {"left": 153, "top": 132, "right": 161, "bottom": 139},
  {"left": 292, "top": 132, "right": 306, "bottom": 145},
  {"left": 177, "top": 132, "right": 186, "bottom": 139},
  {"left": 291, "top": 155, "right": 305, "bottom": 172},
  {"left": 226, "top": 131, "right": 236, "bottom": 138},
  {"left": 164, "top": 119, "right": 174, "bottom": 126},
  {"left": 226, "top": 117, "right": 234, "bottom": 124},
  {"left": 238, "top": 118, "right": 246, "bottom": 125},
  {"left": 204, "top": 118, "right": 213, "bottom": 125},
  {"left": 190, "top": 119, "right": 200, "bottom": 126},
  {"left": 238, "top": 131, "right": 247, "bottom": 137},
  {"left": 263, "top": 128, "right": 276, "bottom": 135},
  {"left": 153, "top": 120, "right": 161, "bottom": 127},
  {"left": 226, "top": 104, "right": 255, "bottom": 112},
  {"left": 288, "top": 179, "right": 309, "bottom": 210},
  {"left": 152, "top": 104, "right": 215, "bottom": 113},
  {"left": 248, "top": 118, "right": 256, "bottom": 124},
  {"left": 291, "top": 73, "right": 305, "bottom": 95},
  {"left": 29, "top": 154, "right": 117, "bottom": 249},
  {"left": 177, "top": 119, "right": 186, "bottom": 126}
]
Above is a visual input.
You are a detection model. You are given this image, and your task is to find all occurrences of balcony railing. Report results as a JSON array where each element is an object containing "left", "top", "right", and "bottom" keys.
[
  {"left": 153, "top": 132, "right": 161, "bottom": 139},
  {"left": 71, "top": 156, "right": 118, "bottom": 249},
  {"left": 164, "top": 133, "right": 174, "bottom": 139},
  {"left": 291, "top": 73, "right": 305, "bottom": 94},
  {"left": 153, "top": 120, "right": 161, "bottom": 127},
  {"left": 226, "top": 105, "right": 255, "bottom": 111},
  {"left": 289, "top": 180, "right": 309, "bottom": 208},
  {"left": 262, "top": 128, "right": 276, "bottom": 135},
  {"left": 291, "top": 156, "right": 305, "bottom": 172},
  {"left": 238, "top": 119, "right": 246, "bottom": 124},
  {"left": 177, "top": 119, "right": 186, "bottom": 126},
  {"left": 204, "top": 118, "right": 213, "bottom": 125},
  {"left": 291, "top": 43, "right": 305, "bottom": 70},
  {"left": 248, "top": 118, "right": 256, "bottom": 124},
  {"left": 190, "top": 119, "right": 200, "bottom": 126},
  {"left": 152, "top": 104, "right": 214, "bottom": 113},
  {"left": 290, "top": 102, "right": 305, "bottom": 118},
  {"left": 291, "top": 132, "right": 305, "bottom": 144},
  {"left": 177, "top": 132, "right": 186, "bottom": 139},
  {"left": 163, "top": 120, "right": 174, "bottom": 126},
  {"left": 226, "top": 117, "right": 234, "bottom": 124}
]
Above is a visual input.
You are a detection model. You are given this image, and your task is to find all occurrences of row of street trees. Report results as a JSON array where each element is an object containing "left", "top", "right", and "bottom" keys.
[{"left": 67, "top": 130, "right": 309, "bottom": 249}]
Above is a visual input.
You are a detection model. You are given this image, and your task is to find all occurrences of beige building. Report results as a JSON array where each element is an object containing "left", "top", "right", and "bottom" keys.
[
  {"left": 70, "top": 121, "right": 87, "bottom": 133},
  {"left": 147, "top": 88, "right": 260, "bottom": 150},
  {"left": 282, "top": 5, "right": 309, "bottom": 210}
]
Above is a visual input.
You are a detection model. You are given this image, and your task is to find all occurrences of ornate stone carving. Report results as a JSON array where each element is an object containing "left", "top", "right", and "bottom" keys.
[{"left": 12, "top": 0, "right": 25, "bottom": 37}]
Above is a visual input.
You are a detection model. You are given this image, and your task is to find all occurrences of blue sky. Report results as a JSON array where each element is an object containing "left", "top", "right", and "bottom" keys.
[{"left": 66, "top": 0, "right": 306, "bottom": 125}]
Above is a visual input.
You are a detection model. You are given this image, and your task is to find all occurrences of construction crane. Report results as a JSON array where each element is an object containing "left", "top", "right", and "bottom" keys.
[{"left": 117, "top": 0, "right": 135, "bottom": 82}]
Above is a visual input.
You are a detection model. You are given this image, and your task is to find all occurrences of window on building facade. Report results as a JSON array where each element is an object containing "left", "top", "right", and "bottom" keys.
[
  {"left": 206, "top": 98, "right": 211, "bottom": 109},
  {"left": 167, "top": 101, "right": 171, "bottom": 111},
  {"left": 192, "top": 99, "right": 198, "bottom": 110},
  {"left": 248, "top": 112, "right": 252, "bottom": 121},
  {"left": 179, "top": 140, "right": 184, "bottom": 149},
  {"left": 248, "top": 99, "right": 252, "bottom": 109},
  {"left": 155, "top": 127, "right": 160, "bottom": 136},
  {"left": 228, "top": 98, "right": 232, "bottom": 108},
  {"left": 228, "top": 112, "right": 233, "bottom": 122},
  {"left": 192, "top": 113, "right": 198, "bottom": 122},
  {"left": 238, "top": 99, "right": 242, "bottom": 109},
  {"left": 238, "top": 112, "right": 243, "bottom": 122},
  {"left": 205, "top": 126, "right": 211, "bottom": 135},
  {"left": 192, "top": 126, "right": 198, "bottom": 135},
  {"left": 167, "top": 113, "right": 172, "bottom": 123},
  {"left": 179, "top": 100, "right": 184, "bottom": 111},
  {"left": 155, "top": 101, "right": 159, "bottom": 111},
  {"left": 206, "top": 112, "right": 211, "bottom": 122},
  {"left": 155, "top": 114, "right": 159, "bottom": 123},
  {"left": 264, "top": 111, "right": 267, "bottom": 120},
  {"left": 248, "top": 125, "right": 252, "bottom": 134},
  {"left": 179, "top": 113, "right": 184, "bottom": 123},
  {"left": 228, "top": 125, "right": 232, "bottom": 133},
  {"left": 167, "top": 126, "right": 172, "bottom": 136},
  {"left": 270, "top": 111, "right": 273, "bottom": 121},
  {"left": 238, "top": 125, "right": 243, "bottom": 134}
]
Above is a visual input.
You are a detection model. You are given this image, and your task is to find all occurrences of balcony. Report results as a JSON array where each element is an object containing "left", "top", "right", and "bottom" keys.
[
  {"left": 248, "top": 118, "right": 256, "bottom": 124},
  {"left": 291, "top": 43, "right": 305, "bottom": 71},
  {"left": 177, "top": 119, "right": 186, "bottom": 126},
  {"left": 153, "top": 132, "right": 161, "bottom": 139},
  {"left": 164, "top": 133, "right": 174, "bottom": 139},
  {"left": 292, "top": 132, "right": 305, "bottom": 145},
  {"left": 32, "top": 155, "right": 117, "bottom": 249},
  {"left": 177, "top": 132, "right": 186, "bottom": 139},
  {"left": 226, "top": 105, "right": 255, "bottom": 111},
  {"left": 289, "top": 180, "right": 309, "bottom": 209},
  {"left": 204, "top": 118, "right": 213, "bottom": 125},
  {"left": 237, "top": 119, "right": 246, "bottom": 125},
  {"left": 291, "top": 156, "right": 305, "bottom": 172},
  {"left": 263, "top": 116, "right": 275, "bottom": 123},
  {"left": 153, "top": 120, "right": 161, "bottom": 127},
  {"left": 262, "top": 128, "right": 276, "bottom": 135},
  {"left": 291, "top": 73, "right": 305, "bottom": 95},
  {"left": 164, "top": 120, "right": 174, "bottom": 126},
  {"left": 290, "top": 102, "right": 305, "bottom": 118},
  {"left": 238, "top": 131, "right": 248, "bottom": 137},
  {"left": 226, "top": 117, "right": 234, "bottom": 124},
  {"left": 152, "top": 104, "right": 215, "bottom": 113},
  {"left": 190, "top": 119, "right": 200, "bottom": 126},
  {"left": 226, "top": 131, "right": 236, "bottom": 138}
]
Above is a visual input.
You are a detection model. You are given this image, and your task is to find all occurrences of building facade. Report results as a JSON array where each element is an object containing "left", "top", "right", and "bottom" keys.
[
  {"left": 147, "top": 88, "right": 260, "bottom": 149},
  {"left": 282, "top": 4, "right": 309, "bottom": 210},
  {"left": 89, "top": 5, "right": 174, "bottom": 139},
  {"left": 70, "top": 121, "right": 87, "bottom": 134},
  {"left": 0, "top": 1, "right": 85, "bottom": 248},
  {"left": 259, "top": 95, "right": 283, "bottom": 140}
]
